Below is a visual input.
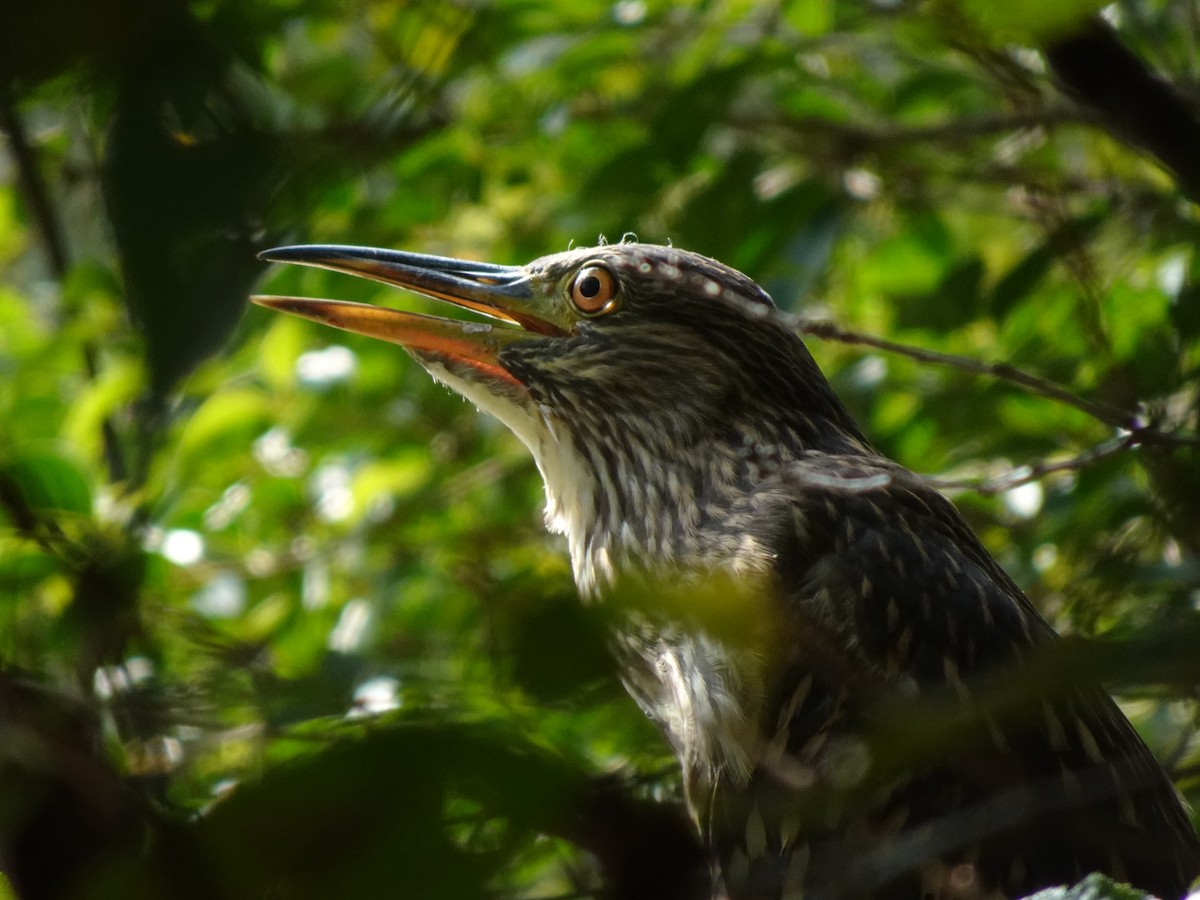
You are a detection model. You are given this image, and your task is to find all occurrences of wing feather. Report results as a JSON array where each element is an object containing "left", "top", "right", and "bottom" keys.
[{"left": 706, "top": 453, "right": 1200, "bottom": 899}]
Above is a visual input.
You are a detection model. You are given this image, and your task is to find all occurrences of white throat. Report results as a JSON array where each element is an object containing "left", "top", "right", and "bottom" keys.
[{"left": 420, "top": 360, "right": 604, "bottom": 592}]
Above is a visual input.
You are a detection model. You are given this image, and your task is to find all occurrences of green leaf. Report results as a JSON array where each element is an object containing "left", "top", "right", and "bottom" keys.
[
  {"left": 178, "top": 388, "right": 274, "bottom": 459},
  {"left": 988, "top": 211, "right": 1106, "bottom": 321},
  {"left": 952, "top": 0, "right": 1108, "bottom": 42},
  {"left": 893, "top": 256, "right": 985, "bottom": 331},
  {"left": 0, "top": 451, "right": 93, "bottom": 516},
  {"left": 784, "top": 0, "right": 833, "bottom": 36},
  {"left": 1170, "top": 283, "right": 1200, "bottom": 340},
  {"left": 0, "top": 551, "right": 61, "bottom": 593},
  {"left": 1022, "top": 872, "right": 1150, "bottom": 900}
]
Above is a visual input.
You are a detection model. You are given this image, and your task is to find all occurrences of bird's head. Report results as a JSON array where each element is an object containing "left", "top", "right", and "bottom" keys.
[{"left": 254, "top": 242, "right": 867, "bottom": 588}]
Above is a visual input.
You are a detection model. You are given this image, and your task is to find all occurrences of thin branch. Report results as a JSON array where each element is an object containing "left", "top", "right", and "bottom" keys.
[
  {"left": 0, "top": 86, "right": 69, "bottom": 279},
  {"left": 0, "top": 90, "right": 128, "bottom": 484},
  {"left": 926, "top": 431, "right": 1138, "bottom": 495},
  {"left": 720, "top": 299, "right": 1200, "bottom": 449},
  {"left": 731, "top": 107, "right": 1086, "bottom": 152},
  {"left": 793, "top": 316, "right": 1133, "bottom": 428}
]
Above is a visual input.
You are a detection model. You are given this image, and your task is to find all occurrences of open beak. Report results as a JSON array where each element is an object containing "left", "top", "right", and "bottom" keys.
[{"left": 252, "top": 245, "right": 565, "bottom": 384}]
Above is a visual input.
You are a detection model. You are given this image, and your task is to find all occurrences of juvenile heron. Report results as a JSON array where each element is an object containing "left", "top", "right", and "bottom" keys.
[{"left": 253, "top": 243, "right": 1200, "bottom": 900}]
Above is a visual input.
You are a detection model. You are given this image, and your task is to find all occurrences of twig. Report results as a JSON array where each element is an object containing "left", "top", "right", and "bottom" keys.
[
  {"left": 0, "top": 86, "right": 69, "bottom": 279},
  {"left": 793, "top": 315, "right": 1200, "bottom": 449},
  {"left": 793, "top": 316, "right": 1133, "bottom": 428},
  {"left": 926, "top": 431, "right": 1138, "bottom": 495},
  {"left": 731, "top": 107, "right": 1085, "bottom": 151},
  {"left": 717, "top": 296, "right": 1200, "bottom": 449}
]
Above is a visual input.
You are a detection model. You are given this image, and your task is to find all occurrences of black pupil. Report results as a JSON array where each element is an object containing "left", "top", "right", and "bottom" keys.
[{"left": 579, "top": 275, "right": 601, "bottom": 298}]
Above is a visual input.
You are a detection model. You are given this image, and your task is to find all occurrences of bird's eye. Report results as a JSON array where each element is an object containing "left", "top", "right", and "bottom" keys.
[{"left": 570, "top": 265, "right": 619, "bottom": 315}]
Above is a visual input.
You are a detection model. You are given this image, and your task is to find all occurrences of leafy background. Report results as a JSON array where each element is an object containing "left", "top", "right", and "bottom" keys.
[{"left": 1, "top": 0, "right": 1199, "bottom": 897}]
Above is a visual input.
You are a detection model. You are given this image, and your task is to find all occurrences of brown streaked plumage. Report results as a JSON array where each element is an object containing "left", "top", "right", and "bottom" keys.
[{"left": 253, "top": 242, "right": 1200, "bottom": 900}]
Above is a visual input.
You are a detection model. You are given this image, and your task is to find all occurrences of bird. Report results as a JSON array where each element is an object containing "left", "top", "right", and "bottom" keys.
[{"left": 253, "top": 242, "right": 1200, "bottom": 900}]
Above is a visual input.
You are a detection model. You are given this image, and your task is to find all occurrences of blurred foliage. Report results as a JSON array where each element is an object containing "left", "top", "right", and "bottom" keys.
[
  {"left": 0, "top": 0, "right": 1199, "bottom": 897},
  {"left": 1026, "top": 872, "right": 1150, "bottom": 900}
]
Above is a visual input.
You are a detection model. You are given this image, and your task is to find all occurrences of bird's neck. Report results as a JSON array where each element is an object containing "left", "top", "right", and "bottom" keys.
[{"left": 531, "top": 416, "right": 861, "bottom": 596}]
